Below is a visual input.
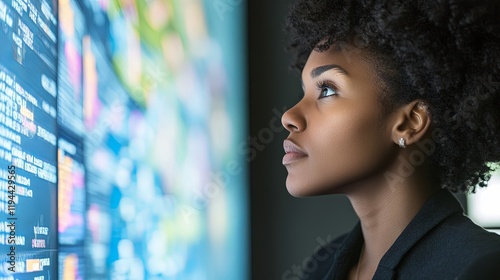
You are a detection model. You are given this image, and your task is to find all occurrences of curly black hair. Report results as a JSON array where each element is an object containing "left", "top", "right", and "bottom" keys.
[{"left": 286, "top": 0, "right": 500, "bottom": 192}]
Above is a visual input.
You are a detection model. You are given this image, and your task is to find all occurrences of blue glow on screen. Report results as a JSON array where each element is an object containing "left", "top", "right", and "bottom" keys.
[
  {"left": 0, "top": 0, "right": 248, "bottom": 278},
  {"left": 0, "top": 0, "right": 58, "bottom": 277}
]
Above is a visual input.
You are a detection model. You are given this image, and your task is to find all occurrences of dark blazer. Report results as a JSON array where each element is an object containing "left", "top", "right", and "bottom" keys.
[{"left": 306, "top": 189, "right": 500, "bottom": 280}]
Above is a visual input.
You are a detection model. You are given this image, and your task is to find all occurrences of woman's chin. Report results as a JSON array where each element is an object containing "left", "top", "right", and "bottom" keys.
[
  {"left": 286, "top": 186, "right": 310, "bottom": 197},
  {"left": 286, "top": 179, "right": 321, "bottom": 197},
  {"left": 286, "top": 176, "right": 347, "bottom": 197}
]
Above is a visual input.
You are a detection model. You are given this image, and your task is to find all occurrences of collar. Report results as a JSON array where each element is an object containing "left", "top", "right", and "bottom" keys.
[{"left": 325, "top": 189, "right": 464, "bottom": 280}]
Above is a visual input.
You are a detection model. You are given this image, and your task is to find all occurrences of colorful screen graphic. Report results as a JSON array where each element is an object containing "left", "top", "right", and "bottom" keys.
[
  {"left": 0, "top": 0, "right": 247, "bottom": 278},
  {"left": 0, "top": 0, "right": 58, "bottom": 278}
]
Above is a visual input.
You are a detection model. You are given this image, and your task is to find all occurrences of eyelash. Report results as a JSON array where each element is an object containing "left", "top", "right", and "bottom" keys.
[{"left": 316, "top": 81, "right": 338, "bottom": 99}]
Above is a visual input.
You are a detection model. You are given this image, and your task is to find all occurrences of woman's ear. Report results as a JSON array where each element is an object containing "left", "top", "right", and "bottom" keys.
[{"left": 391, "top": 100, "right": 432, "bottom": 147}]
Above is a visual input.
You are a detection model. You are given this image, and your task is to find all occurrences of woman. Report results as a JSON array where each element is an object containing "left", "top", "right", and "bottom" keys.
[{"left": 281, "top": 0, "right": 500, "bottom": 279}]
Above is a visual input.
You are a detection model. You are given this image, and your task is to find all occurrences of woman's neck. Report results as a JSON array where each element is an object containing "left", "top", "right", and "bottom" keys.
[{"left": 345, "top": 165, "right": 440, "bottom": 279}]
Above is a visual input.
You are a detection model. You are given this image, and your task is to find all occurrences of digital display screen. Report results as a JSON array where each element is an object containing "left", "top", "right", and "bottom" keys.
[
  {"left": 1, "top": 0, "right": 248, "bottom": 278},
  {"left": 0, "top": 0, "right": 58, "bottom": 278}
]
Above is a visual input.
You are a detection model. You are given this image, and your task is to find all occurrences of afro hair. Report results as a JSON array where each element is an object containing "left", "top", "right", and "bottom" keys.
[{"left": 286, "top": 0, "right": 500, "bottom": 192}]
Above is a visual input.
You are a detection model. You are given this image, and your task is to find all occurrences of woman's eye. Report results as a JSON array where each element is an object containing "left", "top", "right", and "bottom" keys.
[{"left": 319, "top": 86, "right": 337, "bottom": 98}]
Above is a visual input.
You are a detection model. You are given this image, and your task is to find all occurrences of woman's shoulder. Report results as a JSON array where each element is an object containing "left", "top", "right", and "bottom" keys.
[
  {"left": 413, "top": 189, "right": 500, "bottom": 251},
  {"left": 400, "top": 212, "right": 500, "bottom": 278},
  {"left": 438, "top": 210, "right": 500, "bottom": 249},
  {"left": 413, "top": 204, "right": 500, "bottom": 253},
  {"left": 383, "top": 189, "right": 500, "bottom": 278},
  {"left": 459, "top": 248, "right": 500, "bottom": 279}
]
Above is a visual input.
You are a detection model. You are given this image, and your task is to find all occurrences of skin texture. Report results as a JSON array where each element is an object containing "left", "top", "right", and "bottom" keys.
[
  {"left": 281, "top": 45, "right": 441, "bottom": 279},
  {"left": 282, "top": 46, "right": 393, "bottom": 197}
]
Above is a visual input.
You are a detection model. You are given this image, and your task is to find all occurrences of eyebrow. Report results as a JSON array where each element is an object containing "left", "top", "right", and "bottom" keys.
[
  {"left": 301, "top": 64, "right": 349, "bottom": 90},
  {"left": 310, "top": 64, "right": 349, "bottom": 78}
]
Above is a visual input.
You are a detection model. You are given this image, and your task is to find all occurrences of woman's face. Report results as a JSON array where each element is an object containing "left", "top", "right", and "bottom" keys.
[{"left": 282, "top": 46, "right": 397, "bottom": 196}]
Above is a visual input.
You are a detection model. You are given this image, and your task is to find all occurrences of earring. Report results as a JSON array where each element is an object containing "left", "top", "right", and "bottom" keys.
[{"left": 398, "top": 137, "right": 406, "bottom": 148}]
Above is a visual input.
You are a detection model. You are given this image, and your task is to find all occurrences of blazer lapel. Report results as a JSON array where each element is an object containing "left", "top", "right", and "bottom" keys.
[
  {"left": 372, "top": 190, "right": 464, "bottom": 279},
  {"left": 324, "top": 223, "right": 364, "bottom": 280}
]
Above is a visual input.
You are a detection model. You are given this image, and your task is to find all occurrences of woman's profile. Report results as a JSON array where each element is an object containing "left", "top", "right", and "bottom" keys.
[{"left": 281, "top": 0, "right": 500, "bottom": 279}]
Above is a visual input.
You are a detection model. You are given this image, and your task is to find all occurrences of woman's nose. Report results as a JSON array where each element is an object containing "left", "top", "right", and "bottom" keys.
[{"left": 281, "top": 103, "right": 306, "bottom": 133}]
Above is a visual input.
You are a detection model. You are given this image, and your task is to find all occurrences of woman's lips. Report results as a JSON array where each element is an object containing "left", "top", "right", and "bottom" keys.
[{"left": 283, "top": 139, "right": 307, "bottom": 165}]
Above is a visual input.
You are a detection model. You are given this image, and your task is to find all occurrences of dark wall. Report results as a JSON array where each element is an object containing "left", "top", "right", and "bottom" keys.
[{"left": 247, "top": 1, "right": 358, "bottom": 279}]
